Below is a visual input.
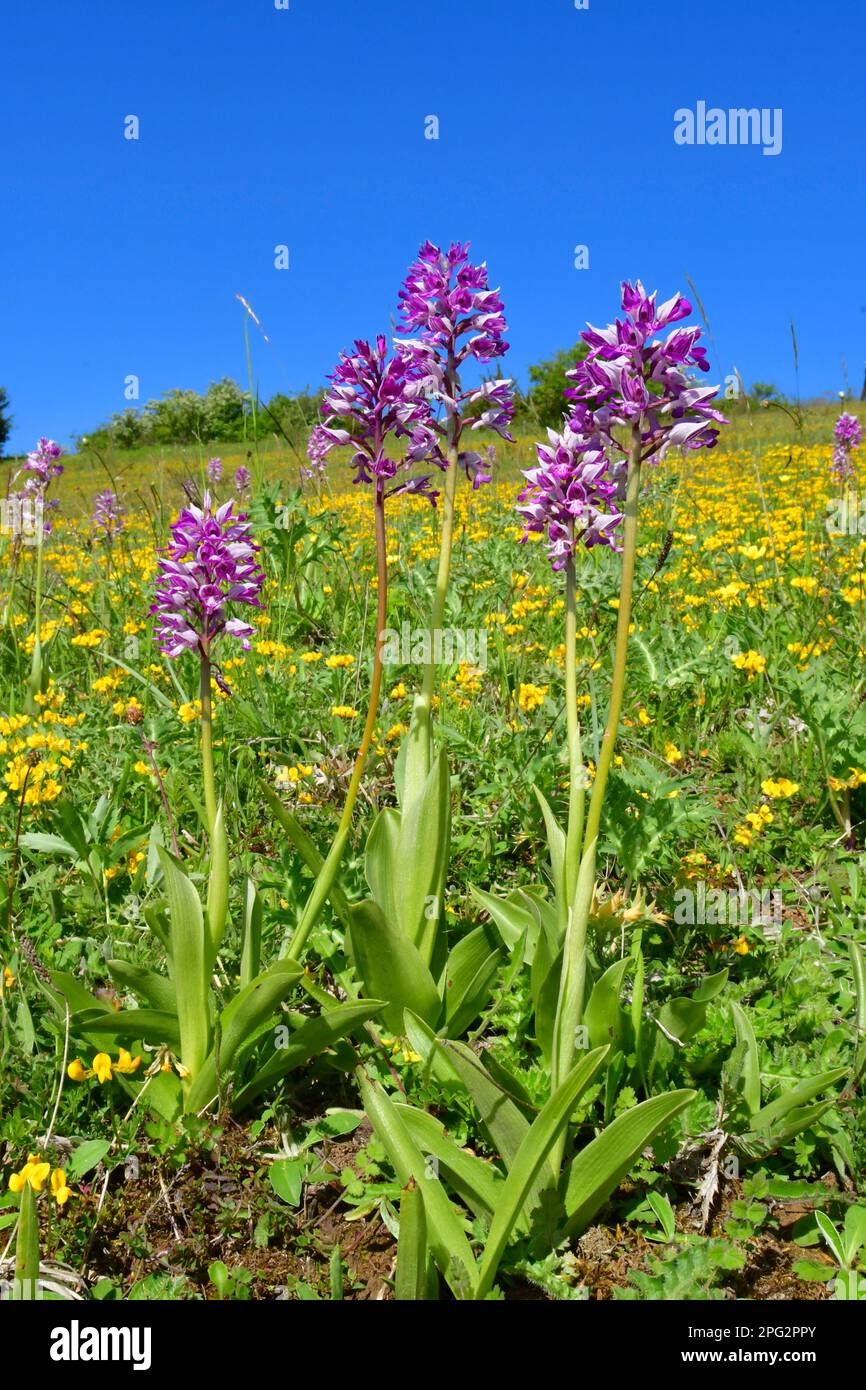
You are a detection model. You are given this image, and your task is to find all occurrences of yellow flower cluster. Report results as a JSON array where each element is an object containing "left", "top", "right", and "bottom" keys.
[
  {"left": 730, "top": 650, "right": 767, "bottom": 676},
  {"left": 379, "top": 1035, "right": 422, "bottom": 1064},
  {"left": 67, "top": 1049, "right": 141, "bottom": 1084},
  {"left": 734, "top": 803, "right": 774, "bottom": 847},
  {"left": 8, "top": 1155, "right": 72, "bottom": 1207},
  {"left": 518, "top": 682, "right": 548, "bottom": 713},
  {"left": 761, "top": 777, "right": 799, "bottom": 799},
  {"left": 829, "top": 767, "right": 866, "bottom": 792}
]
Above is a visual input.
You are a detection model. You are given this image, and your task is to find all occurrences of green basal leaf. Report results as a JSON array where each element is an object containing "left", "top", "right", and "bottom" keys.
[
  {"left": 357, "top": 1067, "right": 477, "bottom": 1298},
  {"left": 562, "top": 1089, "right": 696, "bottom": 1238},
  {"left": 349, "top": 900, "right": 440, "bottom": 1035},
  {"left": 395, "top": 1180, "right": 429, "bottom": 1301},
  {"left": 474, "top": 1046, "right": 609, "bottom": 1298},
  {"left": 159, "top": 847, "right": 210, "bottom": 1086}
]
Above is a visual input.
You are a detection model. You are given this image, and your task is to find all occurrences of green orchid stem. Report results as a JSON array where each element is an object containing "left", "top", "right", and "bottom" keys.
[
  {"left": 200, "top": 647, "right": 217, "bottom": 836},
  {"left": 563, "top": 556, "right": 585, "bottom": 905},
  {"left": 337, "top": 485, "right": 388, "bottom": 838},
  {"left": 405, "top": 433, "right": 460, "bottom": 797},
  {"left": 26, "top": 532, "right": 45, "bottom": 714},
  {"left": 287, "top": 483, "right": 388, "bottom": 961},
  {"left": 581, "top": 428, "right": 643, "bottom": 860},
  {"left": 553, "top": 428, "right": 643, "bottom": 1099}
]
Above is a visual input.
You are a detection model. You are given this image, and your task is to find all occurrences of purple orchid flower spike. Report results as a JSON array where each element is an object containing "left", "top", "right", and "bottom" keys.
[
  {"left": 306, "top": 335, "right": 440, "bottom": 503},
  {"left": 832, "top": 412, "right": 862, "bottom": 480},
  {"left": 151, "top": 492, "right": 265, "bottom": 659},
  {"left": 395, "top": 241, "right": 514, "bottom": 485},
  {"left": 14, "top": 437, "right": 64, "bottom": 538},
  {"left": 566, "top": 280, "right": 726, "bottom": 466},
  {"left": 92, "top": 487, "right": 125, "bottom": 541},
  {"left": 520, "top": 280, "right": 724, "bottom": 572},
  {"left": 517, "top": 425, "right": 625, "bottom": 568}
]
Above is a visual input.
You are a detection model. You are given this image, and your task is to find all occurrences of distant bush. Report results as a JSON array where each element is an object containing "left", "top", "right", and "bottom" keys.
[
  {"left": 85, "top": 378, "right": 324, "bottom": 451},
  {"left": 522, "top": 342, "right": 589, "bottom": 428},
  {"left": 0, "top": 385, "right": 12, "bottom": 455},
  {"left": 749, "top": 381, "right": 785, "bottom": 404}
]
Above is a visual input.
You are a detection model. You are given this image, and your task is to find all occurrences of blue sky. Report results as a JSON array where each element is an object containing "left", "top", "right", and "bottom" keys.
[{"left": 2, "top": 0, "right": 864, "bottom": 454}]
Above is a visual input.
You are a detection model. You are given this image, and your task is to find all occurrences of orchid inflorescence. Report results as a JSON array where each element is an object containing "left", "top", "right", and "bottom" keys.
[
  {"left": 307, "top": 335, "right": 440, "bottom": 501},
  {"left": 91, "top": 487, "right": 125, "bottom": 539},
  {"left": 518, "top": 280, "right": 724, "bottom": 569},
  {"left": 396, "top": 240, "right": 514, "bottom": 487},
  {"left": 151, "top": 492, "right": 265, "bottom": 658},
  {"left": 832, "top": 411, "right": 862, "bottom": 480},
  {"left": 12, "top": 436, "right": 64, "bottom": 537}
]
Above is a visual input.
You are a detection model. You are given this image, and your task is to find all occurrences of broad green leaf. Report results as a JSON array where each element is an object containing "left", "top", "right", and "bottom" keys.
[
  {"left": 159, "top": 848, "right": 210, "bottom": 1084},
  {"left": 395, "top": 1181, "right": 429, "bottom": 1300},
  {"left": 533, "top": 943, "right": 562, "bottom": 1065},
  {"left": 233, "top": 1000, "right": 384, "bottom": 1111},
  {"left": 815, "top": 1211, "right": 846, "bottom": 1266},
  {"left": 349, "top": 900, "right": 440, "bottom": 1034},
  {"left": 469, "top": 885, "right": 540, "bottom": 962},
  {"left": 403, "top": 1010, "right": 465, "bottom": 1086},
  {"left": 240, "top": 877, "right": 262, "bottom": 990},
  {"left": 72, "top": 1007, "right": 181, "bottom": 1048},
  {"left": 482, "top": 1052, "right": 537, "bottom": 1120},
  {"left": 106, "top": 959, "right": 177, "bottom": 1015},
  {"left": 843, "top": 1204, "right": 866, "bottom": 1264},
  {"left": 440, "top": 923, "right": 502, "bottom": 1037},
  {"left": 397, "top": 1104, "right": 504, "bottom": 1222},
  {"left": 357, "top": 1068, "right": 477, "bottom": 1298},
  {"left": 562, "top": 1089, "right": 696, "bottom": 1238},
  {"left": 19, "top": 832, "right": 80, "bottom": 858},
  {"left": 67, "top": 1139, "right": 111, "bottom": 1181},
  {"left": 13, "top": 1180, "right": 39, "bottom": 1300},
  {"left": 475, "top": 1047, "right": 609, "bottom": 1298},
  {"left": 396, "top": 750, "right": 451, "bottom": 965},
  {"left": 143, "top": 904, "right": 171, "bottom": 955},
  {"left": 269, "top": 1157, "right": 305, "bottom": 1207},
  {"left": 730, "top": 1000, "right": 761, "bottom": 1115},
  {"left": 533, "top": 786, "right": 566, "bottom": 929},
  {"left": 365, "top": 808, "right": 402, "bottom": 931},
  {"left": 585, "top": 958, "right": 629, "bottom": 1052},
  {"left": 691, "top": 968, "right": 729, "bottom": 1003},
  {"left": 739, "top": 1100, "right": 839, "bottom": 1156},
  {"left": 185, "top": 960, "right": 303, "bottom": 1111},
  {"left": 748, "top": 1068, "right": 847, "bottom": 1132},
  {"left": 14, "top": 997, "right": 35, "bottom": 1055},
  {"left": 442, "top": 1039, "right": 531, "bottom": 1169}
]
